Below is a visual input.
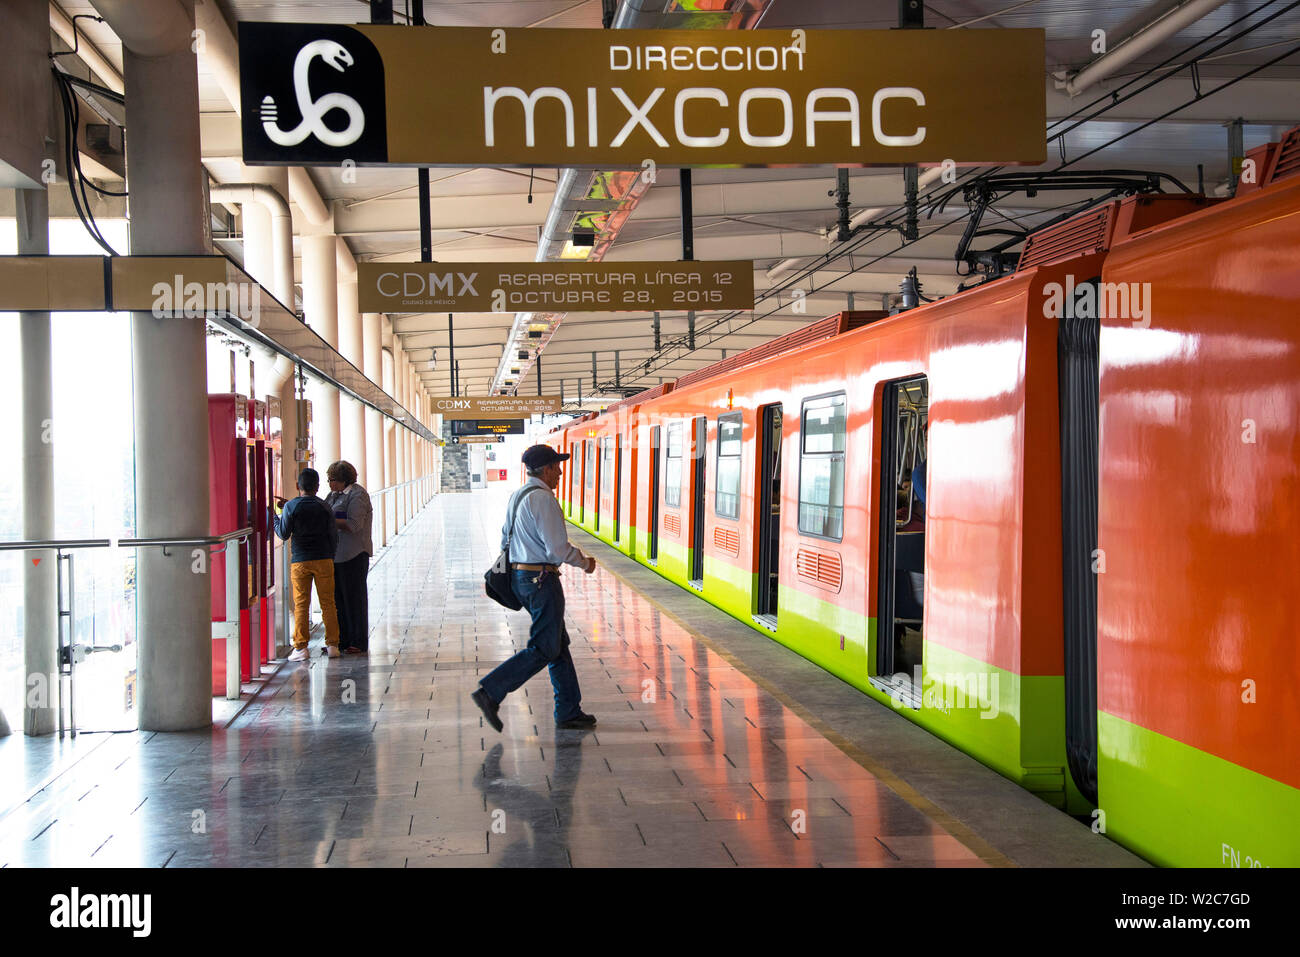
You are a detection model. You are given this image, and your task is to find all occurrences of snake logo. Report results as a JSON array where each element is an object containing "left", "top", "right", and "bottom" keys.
[
  {"left": 259, "top": 40, "right": 364, "bottom": 148},
  {"left": 239, "top": 23, "right": 387, "bottom": 164}
]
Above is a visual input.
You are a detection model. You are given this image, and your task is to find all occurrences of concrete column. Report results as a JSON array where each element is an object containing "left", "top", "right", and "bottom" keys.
[
  {"left": 241, "top": 200, "right": 273, "bottom": 294},
  {"left": 266, "top": 170, "right": 293, "bottom": 305},
  {"left": 407, "top": 426, "right": 415, "bottom": 517},
  {"left": 402, "top": 352, "right": 413, "bottom": 523},
  {"left": 17, "top": 187, "right": 56, "bottom": 736},
  {"left": 380, "top": 331, "right": 394, "bottom": 545},
  {"left": 362, "top": 312, "right": 383, "bottom": 516},
  {"left": 302, "top": 234, "right": 340, "bottom": 468},
  {"left": 385, "top": 423, "right": 396, "bottom": 539},
  {"left": 337, "top": 275, "right": 364, "bottom": 469},
  {"left": 270, "top": 357, "right": 299, "bottom": 498},
  {"left": 268, "top": 354, "right": 297, "bottom": 654},
  {"left": 398, "top": 351, "right": 408, "bottom": 522},
  {"left": 231, "top": 167, "right": 291, "bottom": 305},
  {"left": 426, "top": 427, "right": 432, "bottom": 502},
  {"left": 116, "top": 7, "right": 212, "bottom": 731},
  {"left": 392, "top": 345, "right": 405, "bottom": 528}
]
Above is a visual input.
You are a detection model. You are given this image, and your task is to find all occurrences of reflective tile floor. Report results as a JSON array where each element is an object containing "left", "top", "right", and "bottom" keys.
[{"left": 0, "top": 488, "right": 989, "bottom": 868}]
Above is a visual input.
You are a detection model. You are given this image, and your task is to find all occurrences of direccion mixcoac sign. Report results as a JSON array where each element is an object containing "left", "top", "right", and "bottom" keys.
[{"left": 238, "top": 23, "right": 1045, "bottom": 168}]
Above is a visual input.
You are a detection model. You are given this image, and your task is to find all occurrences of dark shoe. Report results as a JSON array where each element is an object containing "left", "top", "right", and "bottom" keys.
[
  {"left": 471, "top": 688, "right": 503, "bottom": 733},
  {"left": 556, "top": 712, "right": 597, "bottom": 730}
]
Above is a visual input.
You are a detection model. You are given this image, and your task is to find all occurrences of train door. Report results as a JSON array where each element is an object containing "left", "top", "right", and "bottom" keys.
[
  {"left": 613, "top": 434, "right": 622, "bottom": 543},
  {"left": 585, "top": 439, "right": 597, "bottom": 528},
  {"left": 579, "top": 440, "right": 587, "bottom": 523},
  {"left": 874, "top": 376, "right": 928, "bottom": 707},
  {"left": 649, "top": 426, "right": 661, "bottom": 563},
  {"left": 594, "top": 438, "right": 602, "bottom": 533},
  {"left": 1060, "top": 281, "right": 1101, "bottom": 804},
  {"left": 566, "top": 438, "right": 574, "bottom": 516},
  {"left": 755, "top": 404, "right": 783, "bottom": 625},
  {"left": 690, "top": 416, "right": 706, "bottom": 587}
]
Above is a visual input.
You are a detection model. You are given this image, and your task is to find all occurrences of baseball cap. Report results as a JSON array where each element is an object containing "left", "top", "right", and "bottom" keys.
[{"left": 522, "top": 445, "right": 570, "bottom": 470}]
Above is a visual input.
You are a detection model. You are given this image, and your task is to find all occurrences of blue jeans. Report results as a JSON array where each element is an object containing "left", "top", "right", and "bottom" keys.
[{"left": 479, "top": 569, "right": 583, "bottom": 722}]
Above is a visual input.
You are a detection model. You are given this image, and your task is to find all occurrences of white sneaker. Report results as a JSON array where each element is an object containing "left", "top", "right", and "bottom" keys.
[
  {"left": 288, "top": 647, "right": 309, "bottom": 662},
  {"left": 325, "top": 645, "right": 341, "bottom": 659}
]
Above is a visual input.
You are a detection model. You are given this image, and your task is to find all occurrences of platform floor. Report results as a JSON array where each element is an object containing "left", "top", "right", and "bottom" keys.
[{"left": 0, "top": 487, "right": 1143, "bottom": 868}]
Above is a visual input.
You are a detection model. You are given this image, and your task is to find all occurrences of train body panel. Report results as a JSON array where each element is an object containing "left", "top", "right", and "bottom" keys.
[
  {"left": 1097, "top": 174, "right": 1300, "bottom": 866},
  {"left": 542, "top": 137, "right": 1300, "bottom": 863},
  {"left": 556, "top": 284, "right": 1083, "bottom": 805}
]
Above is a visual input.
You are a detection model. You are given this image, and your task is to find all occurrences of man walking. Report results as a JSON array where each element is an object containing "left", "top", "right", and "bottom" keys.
[
  {"left": 274, "top": 468, "right": 341, "bottom": 660},
  {"left": 471, "top": 445, "right": 597, "bottom": 732}
]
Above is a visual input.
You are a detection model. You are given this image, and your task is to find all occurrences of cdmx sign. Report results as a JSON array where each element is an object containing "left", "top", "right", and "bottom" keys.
[{"left": 239, "top": 24, "right": 1045, "bottom": 167}]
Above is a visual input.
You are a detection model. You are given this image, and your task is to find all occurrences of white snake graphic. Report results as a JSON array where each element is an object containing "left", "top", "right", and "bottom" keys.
[{"left": 260, "top": 40, "right": 365, "bottom": 148}]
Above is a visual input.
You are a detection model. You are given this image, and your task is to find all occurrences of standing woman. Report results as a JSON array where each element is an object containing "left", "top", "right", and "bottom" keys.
[{"left": 325, "top": 460, "right": 374, "bottom": 655}]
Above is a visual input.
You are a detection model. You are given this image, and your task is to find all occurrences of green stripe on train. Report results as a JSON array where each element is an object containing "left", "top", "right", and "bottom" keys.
[
  {"left": 1098, "top": 711, "right": 1300, "bottom": 867},
  {"left": 583, "top": 518, "right": 1079, "bottom": 809}
]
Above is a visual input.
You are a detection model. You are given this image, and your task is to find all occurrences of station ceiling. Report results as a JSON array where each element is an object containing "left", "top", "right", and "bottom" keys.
[{"left": 49, "top": 0, "right": 1300, "bottom": 403}]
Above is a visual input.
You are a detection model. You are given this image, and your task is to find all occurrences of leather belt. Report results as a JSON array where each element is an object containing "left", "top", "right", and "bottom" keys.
[{"left": 512, "top": 563, "right": 558, "bottom": 572}]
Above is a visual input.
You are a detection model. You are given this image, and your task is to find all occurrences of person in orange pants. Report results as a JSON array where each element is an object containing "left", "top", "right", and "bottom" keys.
[{"left": 274, "top": 468, "right": 341, "bottom": 660}]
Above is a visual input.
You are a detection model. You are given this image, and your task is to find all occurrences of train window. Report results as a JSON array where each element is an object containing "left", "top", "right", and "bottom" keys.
[
  {"left": 798, "top": 393, "right": 846, "bottom": 540},
  {"left": 601, "top": 438, "right": 613, "bottom": 499},
  {"left": 715, "top": 413, "right": 742, "bottom": 519},
  {"left": 585, "top": 439, "right": 596, "bottom": 489},
  {"left": 665, "top": 422, "right": 683, "bottom": 508}
]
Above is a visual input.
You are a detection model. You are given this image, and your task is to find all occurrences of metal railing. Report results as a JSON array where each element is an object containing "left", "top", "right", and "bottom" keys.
[
  {"left": 367, "top": 476, "right": 437, "bottom": 547},
  {"left": 0, "top": 474, "right": 440, "bottom": 733},
  {"left": 0, "top": 527, "right": 253, "bottom": 732}
]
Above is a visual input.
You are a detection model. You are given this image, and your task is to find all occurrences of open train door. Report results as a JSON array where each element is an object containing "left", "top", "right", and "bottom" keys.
[
  {"left": 649, "top": 426, "right": 661, "bottom": 564},
  {"left": 689, "top": 416, "right": 706, "bottom": 588},
  {"left": 873, "top": 377, "right": 928, "bottom": 707},
  {"left": 754, "top": 404, "right": 783, "bottom": 628}
]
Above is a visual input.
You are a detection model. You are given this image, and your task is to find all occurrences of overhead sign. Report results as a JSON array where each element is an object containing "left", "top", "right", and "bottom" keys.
[
  {"left": 358, "top": 261, "right": 753, "bottom": 313},
  {"left": 452, "top": 435, "right": 498, "bottom": 444},
  {"left": 452, "top": 419, "right": 525, "bottom": 436},
  {"left": 239, "top": 24, "right": 1046, "bottom": 168},
  {"left": 434, "top": 396, "right": 560, "bottom": 418}
]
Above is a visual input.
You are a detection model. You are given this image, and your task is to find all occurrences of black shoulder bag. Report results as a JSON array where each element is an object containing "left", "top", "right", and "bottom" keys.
[{"left": 484, "top": 486, "right": 543, "bottom": 610}]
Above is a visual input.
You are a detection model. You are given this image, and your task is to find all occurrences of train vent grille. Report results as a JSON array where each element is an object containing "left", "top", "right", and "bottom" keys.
[
  {"left": 1267, "top": 127, "right": 1300, "bottom": 184},
  {"left": 671, "top": 311, "right": 884, "bottom": 392},
  {"left": 796, "top": 548, "right": 842, "bottom": 592},
  {"left": 713, "top": 526, "right": 740, "bottom": 556},
  {"left": 1016, "top": 204, "right": 1116, "bottom": 272},
  {"left": 604, "top": 381, "right": 674, "bottom": 415},
  {"left": 664, "top": 513, "right": 681, "bottom": 537}
]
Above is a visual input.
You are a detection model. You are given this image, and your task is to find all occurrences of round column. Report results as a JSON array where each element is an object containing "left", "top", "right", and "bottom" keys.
[
  {"left": 301, "top": 234, "right": 340, "bottom": 469},
  {"left": 122, "top": 18, "right": 213, "bottom": 730}
]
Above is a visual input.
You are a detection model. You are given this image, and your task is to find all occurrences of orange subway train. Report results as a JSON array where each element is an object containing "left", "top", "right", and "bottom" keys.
[{"left": 546, "top": 127, "right": 1300, "bottom": 868}]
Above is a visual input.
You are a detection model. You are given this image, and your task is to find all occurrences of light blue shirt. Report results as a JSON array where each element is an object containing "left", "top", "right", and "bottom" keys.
[{"left": 502, "top": 477, "right": 588, "bottom": 568}]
